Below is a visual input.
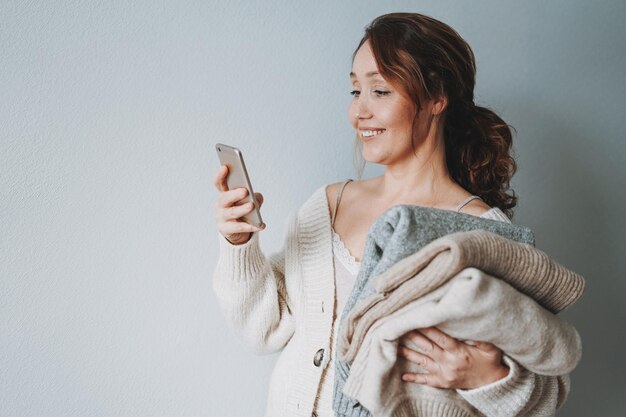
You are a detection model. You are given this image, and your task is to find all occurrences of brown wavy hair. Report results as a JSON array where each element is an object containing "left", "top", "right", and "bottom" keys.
[{"left": 353, "top": 12, "right": 518, "bottom": 218}]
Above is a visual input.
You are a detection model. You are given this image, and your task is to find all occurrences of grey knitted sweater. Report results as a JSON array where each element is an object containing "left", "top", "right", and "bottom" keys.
[{"left": 333, "top": 205, "right": 537, "bottom": 416}]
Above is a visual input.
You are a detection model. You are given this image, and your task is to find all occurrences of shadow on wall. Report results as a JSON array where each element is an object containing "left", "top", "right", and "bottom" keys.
[{"left": 514, "top": 102, "right": 625, "bottom": 417}]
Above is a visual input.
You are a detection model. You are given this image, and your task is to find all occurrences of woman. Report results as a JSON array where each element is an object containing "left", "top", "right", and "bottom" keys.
[{"left": 213, "top": 13, "right": 565, "bottom": 417}]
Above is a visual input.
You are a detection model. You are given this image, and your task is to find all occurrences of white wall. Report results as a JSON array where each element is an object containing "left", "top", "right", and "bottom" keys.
[{"left": 2, "top": 1, "right": 625, "bottom": 416}]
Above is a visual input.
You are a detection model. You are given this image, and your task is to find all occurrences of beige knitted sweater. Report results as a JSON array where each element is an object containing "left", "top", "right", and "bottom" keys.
[{"left": 213, "top": 185, "right": 569, "bottom": 417}]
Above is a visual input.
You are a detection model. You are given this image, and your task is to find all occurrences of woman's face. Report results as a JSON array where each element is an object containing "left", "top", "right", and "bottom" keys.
[{"left": 349, "top": 40, "right": 431, "bottom": 165}]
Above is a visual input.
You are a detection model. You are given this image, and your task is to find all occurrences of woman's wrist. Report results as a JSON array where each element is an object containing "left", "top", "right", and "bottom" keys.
[
  {"left": 224, "top": 232, "right": 252, "bottom": 245},
  {"left": 474, "top": 363, "right": 510, "bottom": 388}
]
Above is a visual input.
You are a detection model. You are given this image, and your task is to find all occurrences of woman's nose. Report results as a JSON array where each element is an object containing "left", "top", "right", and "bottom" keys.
[{"left": 355, "top": 98, "right": 372, "bottom": 119}]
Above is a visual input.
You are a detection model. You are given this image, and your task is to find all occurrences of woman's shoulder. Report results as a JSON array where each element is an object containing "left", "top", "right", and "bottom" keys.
[
  {"left": 292, "top": 180, "right": 364, "bottom": 233},
  {"left": 324, "top": 181, "right": 347, "bottom": 220},
  {"left": 478, "top": 206, "right": 512, "bottom": 223},
  {"left": 324, "top": 178, "right": 372, "bottom": 218},
  {"left": 325, "top": 178, "right": 375, "bottom": 198},
  {"left": 458, "top": 198, "right": 492, "bottom": 217},
  {"left": 299, "top": 181, "right": 352, "bottom": 218},
  {"left": 322, "top": 179, "right": 511, "bottom": 222},
  {"left": 324, "top": 181, "right": 343, "bottom": 202},
  {"left": 458, "top": 197, "right": 511, "bottom": 223}
]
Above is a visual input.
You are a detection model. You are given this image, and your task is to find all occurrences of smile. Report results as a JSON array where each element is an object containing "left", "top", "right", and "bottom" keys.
[{"left": 360, "top": 129, "right": 386, "bottom": 138}]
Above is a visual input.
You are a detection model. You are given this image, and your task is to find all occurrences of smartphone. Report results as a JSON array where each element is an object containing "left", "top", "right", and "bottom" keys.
[{"left": 215, "top": 143, "right": 264, "bottom": 228}]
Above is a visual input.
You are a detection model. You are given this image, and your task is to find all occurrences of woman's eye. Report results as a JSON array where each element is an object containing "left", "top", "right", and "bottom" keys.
[{"left": 349, "top": 89, "right": 389, "bottom": 97}]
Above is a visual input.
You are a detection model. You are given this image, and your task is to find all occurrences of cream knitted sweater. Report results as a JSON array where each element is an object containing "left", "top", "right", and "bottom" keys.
[{"left": 212, "top": 185, "right": 563, "bottom": 417}]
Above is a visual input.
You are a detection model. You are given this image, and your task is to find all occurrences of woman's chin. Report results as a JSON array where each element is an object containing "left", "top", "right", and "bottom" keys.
[{"left": 361, "top": 149, "right": 387, "bottom": 165}]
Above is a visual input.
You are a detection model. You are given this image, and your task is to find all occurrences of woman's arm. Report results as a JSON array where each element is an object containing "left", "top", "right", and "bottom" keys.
[
  {"left": 458, "top": 357, "right": 569, "bottom": 417},
  {"left": 212, "top": 164, "right": 295, "bottom": 354},
  {"left": 212, "top": 221, "right": 296, "bottom": 354}
]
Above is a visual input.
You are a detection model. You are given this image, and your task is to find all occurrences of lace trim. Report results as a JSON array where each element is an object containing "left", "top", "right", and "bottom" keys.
[{"left": 332, "top": 231, "right": 360, "bottom": 275}]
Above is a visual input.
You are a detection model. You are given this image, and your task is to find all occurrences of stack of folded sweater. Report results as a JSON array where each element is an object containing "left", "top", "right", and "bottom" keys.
[{"left": 332, "top": 205, "right": 585, "bottom": 417}]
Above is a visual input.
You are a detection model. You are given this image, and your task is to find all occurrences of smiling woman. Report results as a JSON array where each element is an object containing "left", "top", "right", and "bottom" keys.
[
  {"left": 212, "top": 12, "right": 579, "bottom": 417},
  {"left": 347, "top": 14, "right": 518, "bottom": 217},
  {"left": 349, "top": 51, "right": 419, "bottom": 166}
]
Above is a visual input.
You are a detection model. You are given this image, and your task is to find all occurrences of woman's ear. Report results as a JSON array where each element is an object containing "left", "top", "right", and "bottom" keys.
[{"left": 431, "top": 95, "right": 448, "bottom": 116}]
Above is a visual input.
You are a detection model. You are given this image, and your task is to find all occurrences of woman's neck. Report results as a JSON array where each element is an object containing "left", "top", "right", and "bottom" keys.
[
  {"left": 376, "top": 137, "right": 457, "bottom": 205},
  {"left": 375, "top": 169, "right": 456, "bottom": 206}
]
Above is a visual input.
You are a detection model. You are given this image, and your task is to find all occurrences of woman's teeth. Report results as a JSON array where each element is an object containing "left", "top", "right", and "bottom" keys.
[{"left": 361, "top": 129, "right": 385, "bottom": 138}]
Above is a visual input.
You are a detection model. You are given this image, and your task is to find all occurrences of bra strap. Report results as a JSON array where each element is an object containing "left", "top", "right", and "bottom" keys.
[
  {"left": 456, "top": 195, "right": 482, "bottom": 212},
  {"left": 332, "top": 179, "right": 353, "bottom": 228}
]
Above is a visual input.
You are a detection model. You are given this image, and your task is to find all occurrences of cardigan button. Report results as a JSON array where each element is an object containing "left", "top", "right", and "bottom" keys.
[{"left": 313, "top": 348, "right": 325, "bottom": 367}]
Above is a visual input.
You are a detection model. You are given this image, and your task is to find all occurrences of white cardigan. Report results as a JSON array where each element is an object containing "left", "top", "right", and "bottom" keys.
[{"left": 212, "top": 185, "right": 558, "bottom": 417}]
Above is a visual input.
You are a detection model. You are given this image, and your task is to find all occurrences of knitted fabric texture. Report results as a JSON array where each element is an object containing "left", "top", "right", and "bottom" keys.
[
  {"left": 332, "top": 205, "right": 584, "bottom": 416},
  {"left": 341, "top": 268, "right": 582, "bottom": 417},
  {"left": 339, "top": 230, "right": 586, "bottom": 363},
  {"left": 214, "top": 186, "right": 578, "bottom": 417}
]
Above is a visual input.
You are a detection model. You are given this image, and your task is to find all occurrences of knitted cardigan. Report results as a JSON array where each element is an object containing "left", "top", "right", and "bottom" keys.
[
  {"left": 212, "top": 185, "right": 571, "bottom": 417},
  {"left": 334, "top": 228, "right": 584, "bottom": 417}
]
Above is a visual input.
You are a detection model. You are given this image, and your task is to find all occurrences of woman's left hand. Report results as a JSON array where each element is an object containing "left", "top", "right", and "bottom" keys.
[{"left": 397, "top": 327, "right": 509, "bottom": 390}]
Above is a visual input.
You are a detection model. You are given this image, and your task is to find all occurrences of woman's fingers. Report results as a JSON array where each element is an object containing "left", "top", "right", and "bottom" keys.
[
  {"left": 401, "top": 372, "right": 433, "bottom": 385},
  {"left": 213, "top": 166, "right": 262, "bottom": 211},
  {"left": 213, "top": 165, "right": 229, "bottom": 192},
  {"left": 416, "top": 327, "right": 461, "bottom": 352},
  {"left": 218, "top": 187, "right": 249, "bottom": 208},
  {"left": 216, "top": 190, "right": 263, "bottom": 227},
  {"left": 219, "top": 220, "right": 263, "bottom": 236},
  {"left": 401, "top": 371, "right": 452, "bottom": 389},
  {"left": 224, "top": 201, "right": 257, "bottom": 221},
  {"left": 398, "top": 346, "right": 438, "bottom": 373},
  {"left": 213, "top": 165, "right": 266, "bottom": 243},
  {"left": 471, "top": 340, "right": 498, "bottom": 352},
  {"left": 399, "top": 329, "right": 508, "bottom": 389},
  {"left": 402, "top": 330, "right": 441, "bottom": 358},
  {"left": 254, "top": 192, "right": 264, "bottom": 208}
]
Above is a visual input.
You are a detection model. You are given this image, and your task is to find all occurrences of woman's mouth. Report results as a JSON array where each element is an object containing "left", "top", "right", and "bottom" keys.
[{"left": 360, "top": 129, "right": 386, "bottom": 138}]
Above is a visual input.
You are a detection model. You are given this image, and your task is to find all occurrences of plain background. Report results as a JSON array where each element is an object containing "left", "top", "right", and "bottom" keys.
[{"left": 2, "top": 1, "right": 625, "bottom": 416}]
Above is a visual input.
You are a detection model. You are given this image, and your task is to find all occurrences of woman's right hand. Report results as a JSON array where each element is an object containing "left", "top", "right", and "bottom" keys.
[{"left": 213, "top": 165, "right": 265, "bottom": 245}]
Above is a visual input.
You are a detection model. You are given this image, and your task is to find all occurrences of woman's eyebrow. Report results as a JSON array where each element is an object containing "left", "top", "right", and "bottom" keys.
[{"left": 349, "top": 71, "right": 382, "bottom": 78}]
